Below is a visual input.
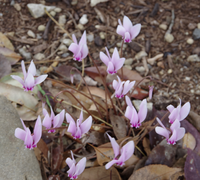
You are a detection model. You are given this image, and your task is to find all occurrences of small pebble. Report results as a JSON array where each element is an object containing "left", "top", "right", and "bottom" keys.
[
  {"left": 187, "top": 54, "right": 200, "bottom": 62},
  {"left": 14, "top": 3, "right": 21, "bottom": 11},
  {"left": 50, "top": 11, "right": 56, "bottom": 17},
  {"left": 184, "top": 77, "right": 191, "bottom": 81},
  {"left": 190, "top": 89, "right": 194, "bottom": 94},
  {"left": 0, "top": 13, "right": 3, "bottom": 17},
  {"left": 157, "top": 61, "right": 165, "bottom": 69},
  {"left": 77, "top": 24, "right": 84, "bottom": 30},
  {"left": 159, "top": 69, "right": 164, "bottom": 75},
  {"left": 19, "top": 48, "right": 32, "bottom": 60},
  {"left": 59, "top": 15, "right": 66, "bottom": 25},
  {"left": 61, "top": 52, "right": 70, "bottom": 58},
  {"left": 124, "top": 58, "right": 134, "bottom": 65},
  {"left": 54, "top": 7, "right": 61, "bottom": 13},
  {"left": 79, "top": 14, "right": 88, "bottom": 25},
  {"left": 110, "top": 48, "right": 114, "bottom": 53},
  {"left": 38, "top": 25, "right": 45, "bottom": 31},
  {"left": 193, "top": 28, "right": 200, "bottom": 40},
  {"left": 94, "top": 36, "right": 103, "bottom": 46},
  {"left": 27, "top": 30, "right": 35, "bottom": 38},
  {"left": 188, "top": 23, "right": 196, "bottom": 30},
  {"left": 135, "top": 66, "right": 145, "bottom": 73},
  {"left": 124, "top": 65, "right": 132, "bottom": 70},
  {"left": 159, "top": 24, "right": 167, "bottom": 30},
  {"left": 71, "top": 0, "right": 78, "bottom": 5},
  {"left": 87, "top": 34, "right": 94, "bottom": 42},
  {"left": 198, "top": 23, "right": 200, "bottom": 29},
  {"left": 34, "top": 53, "right": 45, "bottom": 60},
  {"left": 62, "top": 39, "right": 73, "bottom": 47},
  {"left": 165, "top": 33, "right": 174, "bottom": 43},
  {"left": 135, "top": 51, "right": 147, "bottom": 60},
  {"left": 99, "top": 32, "right": 106, "bottom": 39},
  {"left": 168, "top": 69, "right": 173, "bottom": 74},
  {"left": 187, "top": 38, "right": 194, "bottom": 44},
  {"left": 58, "top": 44, "right": 67, "bottom": 52}
]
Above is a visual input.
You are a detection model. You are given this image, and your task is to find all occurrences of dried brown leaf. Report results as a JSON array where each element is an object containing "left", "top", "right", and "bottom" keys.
[
  {"left": 182, "top": 132, "right": 196, "bottom": 150},
  {"left": 0, "top": 32, "right": 15, "bottom": 51},
  {"left": 128, "top": 165, "right": 181, "bottom": 180}
]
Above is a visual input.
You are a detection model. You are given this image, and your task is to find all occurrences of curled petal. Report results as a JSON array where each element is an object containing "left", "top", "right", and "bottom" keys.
[
  {"left": 35, "top": 74, "right": 48, "bottom": 85},
  {"left": 28, "top": 60, "right": 36, "bottom": 76},
  {"left": 179, "top": 102, "right": 190, "bottom": 121},
  {"left": 80, "top": 116, "right": 92, "bottom": 135},
  {"left": 130, "top": 24, "right": 141, "bottom": 40},
  {"left": 167, "top": 104, "right": 175, "bottom": 113},
  {"left": 15, "top": 128, "right": 26, "bottom": 141},
  {"left": 138, "top": 99, "right": 147, "bottom": 123},
  {"left": 168, "top": 129, "right": 177, "bottom": 145},
  {"left": 121, "top": 141, "right": 134, "bottom": 162},
  {"left": 155, "top": 126, "right": 170, "bottom": 140},
  {"left": 74, "top": 157, "right": 86, "bottom": 176},
  {"left": 105, "top": 159, "right": 118, "bottom": 169},
  {"left": 10, "top": 75, "right": 24, "bottom": 85},
  {"left": 107, "top": 133, "right": 120, "bottom": 158},
  {"left": 100, "top": 51, "right": 110, "bottom": 66},
  {"left": 24, "top": 128, "right": 33, "bottom": 148},
  {"left": 78, "top": 109, "right": 84, "bottom": 125}
]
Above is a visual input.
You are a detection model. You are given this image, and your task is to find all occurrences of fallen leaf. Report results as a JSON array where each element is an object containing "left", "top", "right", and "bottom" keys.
[
  {"left": 0, "top": 46, "right": 21, "bottom": 65},
  {"left": 82, "top": 131, "right": 106, "bottom": 146},
  {"left": 187, "top": 111, "right": 200, "bottom": 132},
  {"left": 184, "top": 149, "right": 200, "bottom": 180},
  {"left": 131, "top": 87, "right": 149, "bottom": 100},
  {"left": 0, "top": 32, "right": 15, "bottom": 51},
  {"left": 128, "top": 164, "right": 181, "bottom": 180},
  {"left": 0, "top": 82, "right": 38, "bottom": 111},
  {"left": 51, "top": 143, "right": 63, "bottom": 173},
  {"left": 182, "top": 132, "right": 196, "bottom": 150},
  {"left": 77, "top": 166, "right": 122, "bottom": 180},
  {"left": 0, "top": 54, "right": 11, "bottom": 78},
  {"left": 142, "top": 137, "right": 151, "bottom": 156},
  {"left": 109, "top": 110, "right": 127, "bottom": 139}
]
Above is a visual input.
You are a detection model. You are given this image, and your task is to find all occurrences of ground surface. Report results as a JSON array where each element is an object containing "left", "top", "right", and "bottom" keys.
[{"left": 1, "top": 0, "right": 200, "bottom": 180}]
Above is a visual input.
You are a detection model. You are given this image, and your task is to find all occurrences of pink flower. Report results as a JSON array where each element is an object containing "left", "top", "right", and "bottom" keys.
[
  {"left": 68, "top": 31, "right": 88, "bottom": 61},
  {"left": 155, "top": 118, "right": 185, "bottom": 145},
  {"left": 125, "top": 96, "right": 147, "bottom": 128},
  {"left": 100, "top": 47, "right": 125, "bottom": 74},
  {"left": 167, "top": 99, "right": 191, "bottom": 124},
  {"left": 15, "top": 116, "right": 42, "bottom": 149},
  {"left": 105, "top": 134, "right": 134, "bottom": 169},
  {"left": 116, "top": 16, "right": 141, "bottom": 43},
  {"left": 11, "top": 60, "right": 48, "bottom": 91},
  {"left": 66, "top": 109, "right": 92, "bottom": 139},
  {"left": 42, "top": 106, "right": 65, "bottom": 133},
  {"left": 113, "top": 76, "right": 135, "bottom": 99},
  {"left": 66, "top": 151, "right": 86, "bottom": 179},
  {"left": 148, "top": 85, "right": 154, "bottom": 99}
]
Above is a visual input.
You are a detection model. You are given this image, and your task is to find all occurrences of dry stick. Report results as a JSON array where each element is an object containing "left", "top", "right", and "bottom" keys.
[
  {"left": 89, "top": 54, "right": 117, "bottom": 115},
  {"left": 47, "top": 77, "right": 106, "bottom": 112},
  {"left": 44, "top": 8, "right": 72, "bottom": 41},
  {"left": 120, "top": 40, "right": 124, "bottom": 80},
  {"left": 70, "top": 67, "right": 103, "bottom": 119},
  {"left": 76, "top": 59, "right": 85, "bottom": 91}
]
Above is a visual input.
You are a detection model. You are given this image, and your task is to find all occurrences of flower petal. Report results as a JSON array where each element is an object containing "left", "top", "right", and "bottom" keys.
[
  {"left": 35, "top": 75, "right": 48, "bottom": 85},
  {"left": 21, "top": 60, "right": 27, "bottom": 78},
  {"left": 105, "top": 159, "right": 118, "bottom": 169},
  {"left": 10, "top": 75, "right": 24, "bottom": 85},
  {"left": 33, "top": 116, "right": 42, "bottom": 145},
  {"left": 121, "top": 141, "right": 134, "bottom": 162},
  {"left": 130, "top": 24, "right": 141, "bottom": 40},
  {"left": 155, "top": 126, "right": 170, "bottom": 140},
  {"left": 179, "top": 102, "right": 191, "bottom": 121},
  {"left": 114, "top": 58, "right": 125, "bottom": 72},
  {"left": 138, "top": 99, "right": 147, "bottom": 123},
  {"left": 107, "top": 133, "right": 120, "bottom": 158},
  {"left": 107, "top": 61, "right": 115, "bottom": 74},
  {"left": 24, "top": 73, "right": 35, "bottom": 90},
  {"left": 123, "top": 16, "right": 132, "bottom": 31},
  {"left": 80, "top": 116, "right": 92, "bottom": 135},
  {"left": 72, "top": 34, "right": 77, "bottom": 44},
  {"left": 79, "top": 30, "right": 87, "bottom": 46},
  {"left": 81, "top": 44, "right": 88, "bottom": 60},
  {"left": 170, "top": 119, "right": 180, "bottom": 132},
  {"left": 176, "top": 127, "right": 185, "bottom": 141},
  {"left": 167, "top": 104, "right": 175, "bottom": 113},
  {"left": 66, "top": 114, "right": 77, "bottom": 136},
  {"left": 125, "top": 96, "right": 133, "bottom": 107},
  {"left": 69, "top": 43, "right": 80, "bottom": 55},
  {"left": 116, "top": 25, "right": 126, "bottom": 37},
  {"left": 74, "top": 157, "right": 86, "bottom": 176},
  {"left": 111, "top": 48, "right": 120, "bottom": 63},
  {"left": 100, "top": 51, "right": 109, "bottom": 66},
  {"left": 28, "top": 60, "right": 36, "bottom": 76},
  {"left": 42, "top": 114, "right": 52, "bottom": 129},
  {"left": 67, "top": 163, "right": 76, "bottom": 178},
  {"left": 15, "top": 128, "right": 26, "bottom": 141},
  {"left": 78, "top": 109, "right": 83, "bottom": 125}
]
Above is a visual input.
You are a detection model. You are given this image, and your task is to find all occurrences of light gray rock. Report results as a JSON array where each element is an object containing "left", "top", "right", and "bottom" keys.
[
  {"left": 0, "top": 96, "right": 42, "bottom": 180},
  {"left": 58, "top": 15, "right": 66, "bottom": 26},
  {"left": 193, "top": 28, "right": 200, "bottom": 40},
  {"left": 187, "top": 54, "right": 200, "bottom": 62},
  {"left": 19, "top": 48, "right": 32, "bottom": 60},
  {"left": 27, "top": 3, "right": 55, "bottom": 19},
  {"left": 79, "top": 14, "right": 88, "bottom": 25},
  {"left": 34, "top": 53, "right": 45, "bottom": 60}
]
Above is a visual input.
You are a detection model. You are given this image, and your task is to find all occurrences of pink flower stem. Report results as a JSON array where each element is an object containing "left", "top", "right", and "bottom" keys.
[
  {"left": 120, "top": 40, "right": 124, "bottom": 80},
  {"left": 70, "top": 67, "right": 103, "bottom": 119},
  {"left": 88, "top": 53, "right": 117, "bottom": 116}
]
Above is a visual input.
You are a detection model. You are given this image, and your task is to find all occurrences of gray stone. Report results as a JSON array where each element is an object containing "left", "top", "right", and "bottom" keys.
[
  {"left": 193, "top": 28, "right": 200, "bottom": 40},
  {"left": 0, "top": 96, "right": 42, "bottom": 180},
  {"left": 19, "top": 48, "right": 32, "bottom": 60},
  {"left": 187, "top": 54, "right": 200, "bottom": 62},
  {"left": 27, "top": 3, "right": 56, "bottom": 19}
]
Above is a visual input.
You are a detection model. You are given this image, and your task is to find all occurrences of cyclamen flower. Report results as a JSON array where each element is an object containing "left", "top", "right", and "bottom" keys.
[
  {"left": 66, "top": 109, "right": 92, "bottom": 139},
  {"left": 105, "top": 134, "right": 134, "bottom": 169},
  {"left": 167, "top": 99, "right": 190, "bottom": 124},
  {"left": 11, "top": 60, "right": 48, "bottom": 91},
  {"left": 125, "top": 96, "right": 147, "bottom": 128},
  {"left": 148, "top": 85, "right": 154, "bottom": 100},
  {"left": 100, "top": 47, "right": 125, "bottom": 75},
  {"left": 42, "top": 106, "right": 65, "bottom": 133},
  {"left": 155, "top": 118, "right": 185, "bottom": 145},
  {"left": 117, "top": 16, "right": 141, "bottom": 43},
  {"left": 66, "top": 151, "right": 86, "bottom": 179},
  {"left": 113, "top": 76, "right": 135, "bottom": 99},
  {"left": 68, "top": 31, "right": 88, "bottom": 61},
  {"left": 15, "top": 116, "right": 42, "bottom": 149}
]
